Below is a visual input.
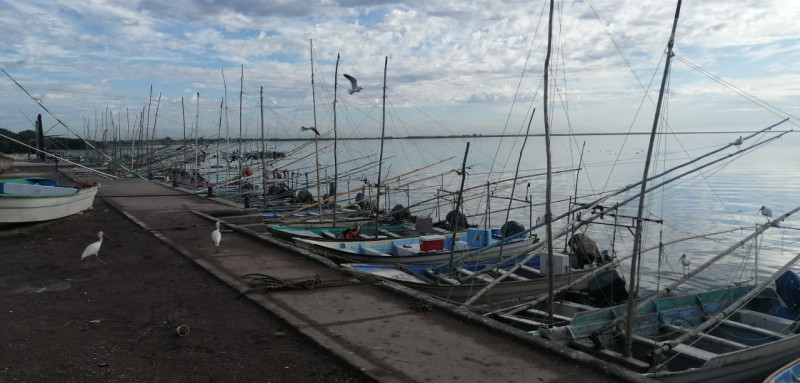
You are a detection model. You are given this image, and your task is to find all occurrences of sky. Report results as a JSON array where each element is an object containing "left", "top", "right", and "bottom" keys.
[{"left": 0, "top": 0, "right": 798, "bottom": 141}]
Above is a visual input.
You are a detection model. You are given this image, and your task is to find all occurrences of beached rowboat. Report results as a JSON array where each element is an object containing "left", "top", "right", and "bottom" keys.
[{"left": 0, "top": 177, "right": 99, "bottom": 223}]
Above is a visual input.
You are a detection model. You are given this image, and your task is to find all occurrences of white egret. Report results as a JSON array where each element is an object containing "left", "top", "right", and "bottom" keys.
[
  {"left": 81, "top": 231, "right": 111, "bottom": 268},
  {"left": 758, "top": 205, "right": 773, "bottom": 220},
  {"left": 343, "top": 74, "right": 363, "bottom": 94},
  {"left": 211, "top": 221, "right": 222, "bottom": 253}
]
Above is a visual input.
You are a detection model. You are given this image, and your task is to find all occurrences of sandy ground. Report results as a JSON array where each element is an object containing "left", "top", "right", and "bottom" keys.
[{"left": 1, "top": 170, "right": 373, "bottom": 382}]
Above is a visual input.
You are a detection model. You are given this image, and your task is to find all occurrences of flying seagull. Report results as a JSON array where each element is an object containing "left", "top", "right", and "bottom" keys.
[
  {"left": 343, "top": 74, "right": 363, "bottom": 94},
  {"left": 300, "top": 126, "right": 320, "bottom": 136}
]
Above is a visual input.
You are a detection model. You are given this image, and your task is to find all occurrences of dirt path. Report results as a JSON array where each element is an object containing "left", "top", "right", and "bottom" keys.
[{"left": 1, "top": 187, "right": 373, "bottom": 382}]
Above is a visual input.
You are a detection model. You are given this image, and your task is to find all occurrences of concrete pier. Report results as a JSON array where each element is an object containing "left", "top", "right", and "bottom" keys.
[{"left": 21, "top": 164, "right": 651, "bottom": 382}]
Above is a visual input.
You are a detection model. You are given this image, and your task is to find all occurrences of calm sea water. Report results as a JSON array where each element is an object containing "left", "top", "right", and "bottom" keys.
[
  {"left": 284, "top": 131, "right": 800, "bottom": 294},
  {"left": 89, "top": 129, "right": 799, "bottom": 294}
]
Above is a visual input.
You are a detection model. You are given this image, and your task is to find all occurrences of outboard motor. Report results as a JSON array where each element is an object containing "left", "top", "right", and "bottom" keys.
[
  {"left": 500, "top": 221, "right": 525, "bottom": 238},
  {"left": 391, "top": 204, "right": 411, "bottom": 222},
  {"left": 587, "top": 269, "right": 629, "bottom": 306},
  {"left": 445, "top": 210, "right": 469, "bottom": 231},
  {"left": 267, "top": 182, "right": 287, "bottom": 196},
  {"left": 568, "top": 233, "right": 600, "bottom": 269},
  {"left": 295, "top": 189, "right": 314, "bottom": 203}
]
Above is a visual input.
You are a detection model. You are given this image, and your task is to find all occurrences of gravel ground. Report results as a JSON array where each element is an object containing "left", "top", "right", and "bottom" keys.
[{"left": 0, "top": 172, "right": 374, "bottom": 382}]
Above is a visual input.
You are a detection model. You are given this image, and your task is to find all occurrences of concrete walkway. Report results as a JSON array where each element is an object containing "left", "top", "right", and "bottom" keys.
[{"left": 64, "top": 168, "right": 650, "bottom": 383}]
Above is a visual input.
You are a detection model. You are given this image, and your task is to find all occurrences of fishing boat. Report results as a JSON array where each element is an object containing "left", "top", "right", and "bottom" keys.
[
  {"left": 540, "top": 266, "right": 800, "bottom": 383},
  {"left": 763, "top": 357, "right": 800, "bottom": 383},
  {"left": 0, "top": 177, "right": 100, "bottom": 223},
  {"left": 295, "top": 226, "right": 535, "bottom": 265},
  {"left": 343, "top": 249, "right": 626, "bottom": 307}
]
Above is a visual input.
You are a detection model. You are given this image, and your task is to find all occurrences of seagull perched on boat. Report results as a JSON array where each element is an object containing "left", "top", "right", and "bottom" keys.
[
  {"left": 211, "top": 221, "right": 222, "bottom": 253},
  {"left": 300, "top": 126, "right": 319, "bottom": 136},
  {"left": 731, "top": 136, "right": 743, "bottom": 150},
  {"left": 343, "top": 74, "right": 363, "bottom": 94},
  {"left": 679, "top": 254, "right": 690, "bottom": 276},
  {"left": 758, "top": 205, "right": 773, "bottom": 221},
  {"left": 81, "top": 231, "right": 111, "bottom": 268}
]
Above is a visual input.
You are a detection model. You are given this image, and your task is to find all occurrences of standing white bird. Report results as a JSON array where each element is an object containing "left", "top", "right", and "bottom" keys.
[
  {"left": 300, "top": 126, "right": 320, "bottom": 136},
  {"left": 758, "top": 205, "right": 773, "bottom": 220},
  {"left": 81, "top": 231, "right": 111, "bottom": 268},
  {"left": 343, "top": 74, "right": 363, "bottom": 94},
  {"left": 679, "top": 254, "right": 690, "bottom": 276},
  {"left": 731, "top": 136, "right": 743, "bottom": 149},
  {"left": 211, "top": 221, "right": 222, "bottom": 253}
]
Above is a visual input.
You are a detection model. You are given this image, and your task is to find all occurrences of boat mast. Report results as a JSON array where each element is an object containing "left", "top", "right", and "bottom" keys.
[
  {"left": 333, "top": 53, "right": 341, "bottom": 225},
  {"left": 448, "top": 142, "right": 470, "bottom": 276},
  {"left": 543, "top": 0, "right": 555, "bottom": 321},
  {"left": 181, "top": 98, "right": 186, "bottom": 174},
  {"left": 624, "top": 0, "right": 683, "bottom": 358},
  {"left": 239, "top": 65, "right": 244, "bottom": 196},
  {"left": 310, "top": 40, "right": 322, "bottom": 217},
  {"left": 260, "top": 86, "right": 267, "bottom": 206},
  {"left": 375, "top": 56, "right": 388, "bottom": 237},
  {"left": 194, "top": 92, "right": 199, "bottom": 184},
  {"left": 216, "top": 98, "right": 223, "bottom": 184}
]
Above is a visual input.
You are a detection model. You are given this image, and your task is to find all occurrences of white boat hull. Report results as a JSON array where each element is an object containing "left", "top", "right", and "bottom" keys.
[{"left": 0, "top": 185, "right": 99, "bottom": 223}]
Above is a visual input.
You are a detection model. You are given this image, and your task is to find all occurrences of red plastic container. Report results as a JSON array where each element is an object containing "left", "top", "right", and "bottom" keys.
[{"left": 420, "top": 236, "right": 445, "bottom": 252}]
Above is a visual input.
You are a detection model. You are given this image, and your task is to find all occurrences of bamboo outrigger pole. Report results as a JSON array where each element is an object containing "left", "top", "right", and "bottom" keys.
[{"left": 624, "top": 0, "right": 682, "bottom": 357}]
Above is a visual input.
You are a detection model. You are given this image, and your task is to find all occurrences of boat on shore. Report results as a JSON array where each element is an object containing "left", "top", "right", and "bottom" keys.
[
  {"left": 540, "top": 270, "right": 800, "bottom": 383},
  {"left": 296, "top": 226, "right": 534, "bottom": 265},
  {"left": 0, "top": 177, "right": 100, "bottom": 223},
  {"left": 343, "top": 251, "right": 625, "bottom": 308},
  {"left": 763, "top": 356, "right": 800, "bottom": 383}
]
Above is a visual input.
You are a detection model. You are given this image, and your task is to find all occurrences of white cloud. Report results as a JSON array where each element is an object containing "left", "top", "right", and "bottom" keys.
[{"left": 0, "top": 0, "right": 798, "bottom": 140}]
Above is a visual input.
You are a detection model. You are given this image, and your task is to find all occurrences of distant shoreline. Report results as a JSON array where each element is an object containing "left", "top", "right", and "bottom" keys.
[{"left": 262, "top": 130, "right": 792, "bottom": 142}]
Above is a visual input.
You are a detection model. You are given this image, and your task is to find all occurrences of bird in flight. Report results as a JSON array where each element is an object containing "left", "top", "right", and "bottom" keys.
[
  {"left": 81, "top": 231, "right": 111, "bottom": 268},
  {"left": 300, "top": 126, "right": 320, "bottom": 136},
  {"left": 343, "top": 74, "right": 363, "bottom": 94}
]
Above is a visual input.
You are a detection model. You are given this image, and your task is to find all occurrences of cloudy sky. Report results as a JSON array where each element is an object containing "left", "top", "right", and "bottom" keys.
[{"left": 0, "top": 0, "right": 798, "bottom": 141}]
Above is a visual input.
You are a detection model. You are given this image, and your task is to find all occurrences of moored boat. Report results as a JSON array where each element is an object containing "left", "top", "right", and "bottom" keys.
[
  {"left": 539, "top": 266, "right": 800, "bottom": 383},
  {"left": 0, "top": 177, "right": 100, "bottom": 223},
  {"left": 343, "top": 253, "right": 624, "bottom": 307},
  {"left": 763, "top": 357, "right": 800, "bottom": 383},
  {"left": 295, "top": 226, "right": 535, "bottom": 265}
]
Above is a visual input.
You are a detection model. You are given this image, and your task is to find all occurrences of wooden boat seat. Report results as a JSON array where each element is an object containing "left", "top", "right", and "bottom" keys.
[
  {"left": 719, "top": 317, "right": 788, "bottom": 341},
  {"left": 378, "top": 229, "right": 402, "bottom": 238},
  {"left": 661, "top": 323, "right": 748, "bottom": 351},
  {"left": 488, "top": 269, "right": 529, "bottom": 282},
  {"left": 456, "top": 268, "right": 496, "bottom": 284},
  {"left": 424, "top": 270, "right": 460, "bottom": 285},
  {"left": 631, "top": 334, "right": 719, "bottom": 362}
]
